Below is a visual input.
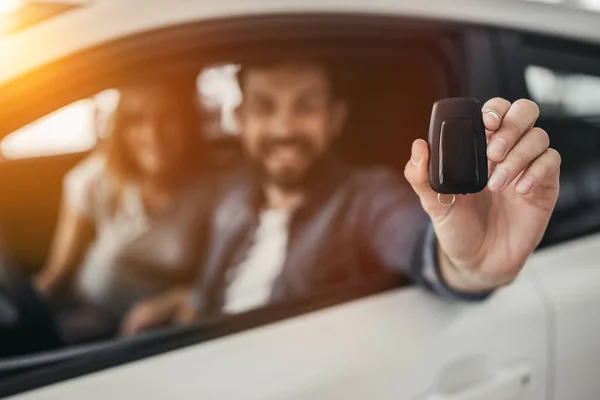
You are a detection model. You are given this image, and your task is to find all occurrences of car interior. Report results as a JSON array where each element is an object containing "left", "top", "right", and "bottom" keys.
[
  {"left": 0, "top": 45, "right": 447, "bottom": 275},
  {"left": 0, "top": 32, "right": 452, "bottom": 396}
]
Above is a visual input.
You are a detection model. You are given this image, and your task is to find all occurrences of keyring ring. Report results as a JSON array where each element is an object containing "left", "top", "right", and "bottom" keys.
[{"left": 437, "top": 193, "right": 456, "bottom": 207}]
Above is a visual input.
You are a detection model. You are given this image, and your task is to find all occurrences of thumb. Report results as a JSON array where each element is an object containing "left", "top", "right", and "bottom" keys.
[{"left": 404, "top": 139, "right": 450, "bottom": 218}]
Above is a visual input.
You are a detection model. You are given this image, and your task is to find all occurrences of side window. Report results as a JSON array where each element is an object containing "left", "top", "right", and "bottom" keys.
[
  {"left": 0, "top": 37, "right": 448, "bottom": 396},
  {"left": 0, "top": 89, "right": 119, "bottom": 160},
  {"left": 523, "top": 39, "right": 600, "bottom": 245},
  {"left": 526, "top": 65, "right": 600, "bottom": 118},
  {"left": 195, "top": 64, "right": 243, "bottom": 168},
  {"left": 196, "top": 64, "right": 242, "bottom": 138}
]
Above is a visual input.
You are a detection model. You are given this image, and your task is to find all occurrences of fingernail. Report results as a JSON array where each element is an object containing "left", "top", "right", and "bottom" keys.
[
  {"left": 485, "top": 110, "right": 500, "bottom": 123},
  {"left": 516, "top": 177, "right": 534, "bottom": 194},
  {"left": 488, "top": 137, "right": 507, "bottom": 158},
  {"left": 411, "top": 142, "right": 420, "bottom": 165},
  {"left": 488, "top": 168, "right": 508, "bottom": 191}
]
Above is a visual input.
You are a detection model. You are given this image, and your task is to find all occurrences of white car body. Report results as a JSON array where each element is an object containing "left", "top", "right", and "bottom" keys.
[
  {"left": 2, "top": 1, "right": 600, "bottom": 399},
  {"left": 3, "top": 0, "right": 600, "bottom": 86}
]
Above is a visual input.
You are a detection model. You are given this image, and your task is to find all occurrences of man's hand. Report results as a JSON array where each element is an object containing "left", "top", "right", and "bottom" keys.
[
  {"left": 120, "top": 287, "right": 190, "bottom": 337},
  {"left": 33, "top": 273, "right": 53, "bottom": 297},
  {"left": 405, "top": 98, "right": 560, "bottom": 292}
]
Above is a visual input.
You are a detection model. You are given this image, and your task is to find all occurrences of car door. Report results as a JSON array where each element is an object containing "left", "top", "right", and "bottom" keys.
[
  {"left": 1, "top": 14, "right": 550, "bottom": 400},
  {"left": 5, "top": 274, "right": 548, "bottom": 400},
  {"left": 514, "top": 32, "right": 600, "bottom": 400}
]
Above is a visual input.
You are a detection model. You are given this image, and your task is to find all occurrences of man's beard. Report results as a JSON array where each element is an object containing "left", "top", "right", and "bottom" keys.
[{"left": 252, "top": 135, "right": 322, "bottom": 191}]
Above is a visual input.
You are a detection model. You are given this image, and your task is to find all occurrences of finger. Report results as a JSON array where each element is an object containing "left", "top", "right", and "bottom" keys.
[
  {"left": 482, "top": 99, "right": 512, "bottom": 176},
  {"left": 176, "top": 303, "right": 199, "bottom": 324},
  {"left": 404, "top": 139, "right": 450, "bottom": 218},
  {"left": 120, "top": 309, "right": 144, "bottom": 337},
  {"left": 488, "top": 127, "right": 550, "bottom": 192},
  {"left": 482, "top": 97, "right": 511, "bottom": 132},
  {"left": 487, "top": 99, "right": 540, "bottom": 163},
  {"left": 120, "top": 319, "right": 136, "bottom": 337},
  {"left": 514, "top": 148, "right": 561, "bottom": 195}
]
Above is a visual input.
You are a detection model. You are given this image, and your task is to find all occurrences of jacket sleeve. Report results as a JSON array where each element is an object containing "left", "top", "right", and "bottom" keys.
[
  {"left": 361, "top": 168, "right": 492, "bottom": 301},
  {"left": 419, "top": 223, "right": 493, "bottom": 301}
]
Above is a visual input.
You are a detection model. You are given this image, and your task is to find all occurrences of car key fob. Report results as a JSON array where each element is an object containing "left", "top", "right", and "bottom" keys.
[{"left": 428, "top": 97, "right": 488, "bottom": 194}]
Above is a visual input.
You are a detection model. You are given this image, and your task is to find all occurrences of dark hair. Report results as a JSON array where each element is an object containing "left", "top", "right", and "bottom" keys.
[{"left": 236, "top": 57, "right": 344, "bottom": 100}]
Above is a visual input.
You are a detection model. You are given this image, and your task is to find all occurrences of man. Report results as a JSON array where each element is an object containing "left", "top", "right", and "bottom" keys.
[
  {"left": 185, "top": 57, "right": 561, "bottom": 317},
  {"left": 122, "top": 58, "right": 560, "bottom": 332}
]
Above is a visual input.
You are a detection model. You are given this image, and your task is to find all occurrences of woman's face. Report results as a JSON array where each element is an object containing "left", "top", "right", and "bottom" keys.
[{"left": 119, "top": 87, "right": 191, "bottom": 180}]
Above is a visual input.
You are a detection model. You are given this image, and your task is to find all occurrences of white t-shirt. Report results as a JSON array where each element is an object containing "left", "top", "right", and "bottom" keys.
[
  {"left": 223, "top": 209, "right": 291, "bottom": 314},
  {"left": 64, "top": 155, "right": 205, "bottom": 320}
]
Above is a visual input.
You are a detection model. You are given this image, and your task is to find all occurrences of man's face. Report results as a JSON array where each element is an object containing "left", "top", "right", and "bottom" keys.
[{"left": 237, "top": 63, "right": 347, "bottom": 189}]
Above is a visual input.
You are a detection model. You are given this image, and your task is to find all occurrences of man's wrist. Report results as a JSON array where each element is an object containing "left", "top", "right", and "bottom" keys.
[
  {"left": 418, "top": 224, "right": 492, "bottom": 301},
  {"left": 436, "top": 243, "right": 509, "bottom": 293}
]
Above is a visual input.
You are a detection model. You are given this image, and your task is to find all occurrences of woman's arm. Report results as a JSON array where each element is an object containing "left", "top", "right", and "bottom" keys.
[{"left": 35, "top": 201, "right": 95, "bottom": 297}]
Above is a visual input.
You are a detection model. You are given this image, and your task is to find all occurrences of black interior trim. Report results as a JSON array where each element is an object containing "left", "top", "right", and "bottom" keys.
[
  {"left": 522, "top": 32, "right": 600, "bottom": 70},
  {"left": 525, "top": 47, "right": 600, "bottom": 78},
  {"left": 493, "top": 30, "right": 529, "bottom": 102}
]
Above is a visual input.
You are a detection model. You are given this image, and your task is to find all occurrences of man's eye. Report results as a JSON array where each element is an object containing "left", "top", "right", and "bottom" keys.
[
  {"left": 296, "top": 100, "right": 324, "bottom": 114},
  {"left": 248, "top": 100, "right": 273, "bottom": 114}
]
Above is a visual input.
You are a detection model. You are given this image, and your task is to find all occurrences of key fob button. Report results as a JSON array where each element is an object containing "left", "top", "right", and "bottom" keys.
[
  {"left": 440, "top": 119, "right": 478, "bottom": 187},
  {"left": 428, "top": 98, "right": 487, "bottom": 194}
]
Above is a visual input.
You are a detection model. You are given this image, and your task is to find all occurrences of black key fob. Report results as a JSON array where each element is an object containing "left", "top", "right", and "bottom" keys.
[{"left": 428, "top": 98, "right": 488, "bottom": 194}]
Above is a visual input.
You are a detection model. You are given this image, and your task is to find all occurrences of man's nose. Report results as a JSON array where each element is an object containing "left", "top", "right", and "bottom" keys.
[{"left": 270, "top": 109, "right": 298, "bottom": 138}]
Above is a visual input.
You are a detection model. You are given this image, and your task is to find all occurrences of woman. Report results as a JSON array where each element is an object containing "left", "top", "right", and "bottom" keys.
[{"left": 35, "top": 80, "right": 212, "bottom": 343}]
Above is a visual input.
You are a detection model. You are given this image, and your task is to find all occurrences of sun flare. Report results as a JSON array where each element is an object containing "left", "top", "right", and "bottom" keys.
[{"left": 0, "top": 0, "right": 20, "bottom": 17}]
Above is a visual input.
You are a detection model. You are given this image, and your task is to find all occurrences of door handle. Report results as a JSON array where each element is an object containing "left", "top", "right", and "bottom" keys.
[{"left": 415, "top": 365, "right": 532, "bottom": 400}]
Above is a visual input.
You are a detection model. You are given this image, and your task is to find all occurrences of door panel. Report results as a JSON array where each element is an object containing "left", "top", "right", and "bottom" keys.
[
  {"left": 528, "top": 232, "right": 600, "bottom": 400},
  {"left": 0, "top": 152, "right": 89, "bottom": 273},
  {"left": 11, "top": 269, "right": 547, "bottom": 400}
]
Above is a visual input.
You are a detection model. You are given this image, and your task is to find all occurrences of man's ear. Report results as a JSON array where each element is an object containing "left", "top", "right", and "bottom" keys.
[{"left": 331, "top": 100, "right": 348, "bottom": 138}]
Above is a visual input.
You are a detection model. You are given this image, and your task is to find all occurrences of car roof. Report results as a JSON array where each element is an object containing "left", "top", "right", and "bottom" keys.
[{"left": 2, "top": 0, "right": 600, "bottom": 85}]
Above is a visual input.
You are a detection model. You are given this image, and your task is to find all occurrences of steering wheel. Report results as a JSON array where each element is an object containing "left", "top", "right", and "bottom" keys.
[{"left": 0, "top": 265, "right": 62, "bottom": 358}]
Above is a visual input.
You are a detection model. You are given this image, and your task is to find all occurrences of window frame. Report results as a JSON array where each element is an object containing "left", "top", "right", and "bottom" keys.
[
  {"left": 521, "top": 33, "right": 600, "bottom": 117},
  {"left": 509, "top": 32, "right": 600, "bottom": 248},
  {"left": 502, "top": 30, "right": 600, "bottom": 110},
  {"left": 0, "top": 13, "right": 475, "bottom": 396},
  {"left": 0, "top": 14, "right": 466, "bottom": 137}
]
